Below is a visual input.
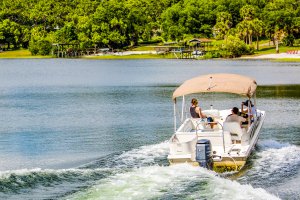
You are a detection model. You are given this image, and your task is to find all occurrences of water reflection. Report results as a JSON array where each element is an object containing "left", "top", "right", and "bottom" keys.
[{"left": 257, "top": 85, "right": 300, "bottom": 98}]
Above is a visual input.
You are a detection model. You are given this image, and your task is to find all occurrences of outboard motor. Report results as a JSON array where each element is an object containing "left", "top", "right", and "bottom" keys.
[{"left": 196, "top": 139, "right": 213, "bottom": 170}]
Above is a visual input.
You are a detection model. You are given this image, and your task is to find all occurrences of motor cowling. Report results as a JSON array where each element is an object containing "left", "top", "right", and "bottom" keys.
[{"left": 196, "top": 139, "right": 213, "bottom": 170}]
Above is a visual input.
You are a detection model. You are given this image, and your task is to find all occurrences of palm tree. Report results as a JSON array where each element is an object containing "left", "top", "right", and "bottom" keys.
[
  {"left": 274, "top": 29, "right": 285, "bottom": 53},
  {"left": 237, "top": 21, "right": 250, "bottom": 44},
  {"left": 252, "top": 19, "right": 264, "bottom": 50},
  {"left": 213, "top": 12, "right": 232, "bottom": 40}
]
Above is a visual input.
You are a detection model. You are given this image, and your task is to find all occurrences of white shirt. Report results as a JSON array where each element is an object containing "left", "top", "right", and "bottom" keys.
[{"left": 225, "top": 114, "right": 246, "bottom": 124}]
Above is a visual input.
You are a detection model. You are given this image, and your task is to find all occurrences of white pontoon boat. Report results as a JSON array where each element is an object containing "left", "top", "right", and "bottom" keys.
[{"left": 167, "top": 74, "right": 266, "bottom": 172}]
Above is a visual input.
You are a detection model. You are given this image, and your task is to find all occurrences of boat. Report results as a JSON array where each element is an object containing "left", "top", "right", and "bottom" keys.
[{"left": 167, "top": 73, "right": 266, "bottom": 172}]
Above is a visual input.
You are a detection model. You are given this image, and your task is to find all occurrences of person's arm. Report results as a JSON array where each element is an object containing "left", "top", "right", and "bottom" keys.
[
  {"left": 241, "top": 117, "right": 246, "bottom": 122},
  {"left": 241, "top": 103, "right": 249, "bottom": 114},
  {"left": 197, "top": 107, "right": 207, "bottom": 118}
]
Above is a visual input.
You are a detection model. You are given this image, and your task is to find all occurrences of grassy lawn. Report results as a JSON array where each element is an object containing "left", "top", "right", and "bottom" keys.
[
  {"left": 254, "top": 45, "right": 300, "bottom": 55},
  {"left": 0, "top": 49, "right": 52, "bottom": 58}
]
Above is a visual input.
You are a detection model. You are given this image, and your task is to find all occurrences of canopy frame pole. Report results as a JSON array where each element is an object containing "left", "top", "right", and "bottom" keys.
[
  {"left": 220, "top": 123, "right": 225, "bottom": 153},
  {"left": 248, "top": 97, "right": 251, "bottom": 127},
  {"left": 253, "top": 92, "right": 257, "bottom": 118},
  {"left": 181, "top": 96, "right": 185, "bottom": 122},
  {"left": 174, "top": 100, "right": 177, "bottom": 132}
]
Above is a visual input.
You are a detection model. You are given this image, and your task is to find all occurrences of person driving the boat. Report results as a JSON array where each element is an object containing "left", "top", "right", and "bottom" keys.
[
  {"left": 225, "top": 107, "right": 246, "bottom": 125},
  {"left": 241, "top": 100, "right": 257, "bottom": 121}
]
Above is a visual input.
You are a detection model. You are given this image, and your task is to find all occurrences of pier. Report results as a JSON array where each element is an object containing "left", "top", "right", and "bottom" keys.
[
  {"left": 52, "top": 44, "right": 110, "bottom": 58},
  {"left": 155, "top": 38, "right": 213, "bottom": 59}
]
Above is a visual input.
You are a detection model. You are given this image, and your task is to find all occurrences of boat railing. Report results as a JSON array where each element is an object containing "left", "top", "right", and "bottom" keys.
[
  {"left": 249, "top": 116, "right": 260, "bottom": 139},
  {"left": 195, "top": 121, "right": 225, "bottom": 153}
]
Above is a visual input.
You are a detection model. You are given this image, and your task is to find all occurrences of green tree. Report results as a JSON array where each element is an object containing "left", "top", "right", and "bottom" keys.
[
  {"left": 28, "top": 26, "right": 52, "bottom": 55},
  {"left": 0, "top": 0, "right": 298, "bottom": 52},
  {"left": 92, "top": 0, "right": 129, "bottom": 49},
  {"left": 214, "top": 0, "right": 246, "bottom": 27},
  {"left": 161, "top": 0, "right": 216, "bottom": 41},
  {"left": 125, "top": 0, "right": 150, "bottom": 45},
  {"left": 240, "top": 4, "right": 256, "bottom": 20},
  {"left": 252, "top": 18, "right": 264, "bottom": 50},
  {"left": 237, "top": 4, "right": 264, "bottom": 46},
  {"left": 213, "top": 12, "right": 232, "bottom": 40},
  {"left": 237, "top": 5, "right": 255, "bottom": 44},
  {"left": 262, "top": 0, "right": 299, "bottom": 47},
  {"left": 55, "top": 22, "right": 78, "bottom": 44},
  {"left": 161, "top": 3, "right": 186, "bottom": 41},
  {"left": 0, "top": 19, "right": 22, "bottom": 49},
  {"left": 76, "top": 16, "right": 93, "bottom": 48}
]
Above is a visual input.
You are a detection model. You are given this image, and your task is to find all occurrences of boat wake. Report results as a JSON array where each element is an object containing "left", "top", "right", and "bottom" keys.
[
  {"left": 238, "top": 140, "right": 300, "bottom": 199},
  {"left": 0, "top": 167, "right": 113, "bottom": 195},
  {"left": 0, "top": 142, "right": 169, "bottom": 199},
  {"left": 65, "top": 141, "right": 278, "bottom": 200},
  {"left": 0, "top": 141, "right": 280, "bottom": 200},
  {"left": 115, "top": 141, "right": 170, "bottom": 168},
  {"left": 241, "top": 140, "right": 300, "bottom": 184},
  {"left": 80, "top": 141, "right": 170, "bottom": 170},
  {"left": 67, "top": 163, "right": 279, "bottom": 200}
]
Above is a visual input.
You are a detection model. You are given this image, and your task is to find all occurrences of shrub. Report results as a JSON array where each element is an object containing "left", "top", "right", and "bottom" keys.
[
  {"left": 203, "top": 52, "right": 213, "bottom": 59},
  {"left": 28, "top": 40, "right": 39, "bottom": 55},
  {"left": 203, "top": 51, "right": 221, "bottom": 59},
  {"left": 38, "top": 40, "right": 52, "bottom": 55},
  {"left": 29, "top": 39, "right": 52, "bottom": 55},
  {"left": 220, "top": 35, "right": 253, "bottom": 58},
  {"left": 283, "top": 35, "right": 295, "bottom": 46}
]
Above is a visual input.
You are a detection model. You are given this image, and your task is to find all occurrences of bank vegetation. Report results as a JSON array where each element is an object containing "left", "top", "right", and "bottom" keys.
[{"left": 0, "top": 0, "right": 299, "bottom": 58}]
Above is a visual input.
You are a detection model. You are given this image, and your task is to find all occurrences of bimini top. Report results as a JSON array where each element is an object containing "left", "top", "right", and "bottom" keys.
[{"left": 172, "top": 73, "right": 257, "bottom": 100}]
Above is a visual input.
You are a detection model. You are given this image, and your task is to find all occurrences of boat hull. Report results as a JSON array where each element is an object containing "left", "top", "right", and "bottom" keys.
[{"left": 168, "top": 159, "right": 246, "bottom": 172}]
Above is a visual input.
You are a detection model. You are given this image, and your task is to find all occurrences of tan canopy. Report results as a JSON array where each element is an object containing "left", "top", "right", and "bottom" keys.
[{"left": 172, "top": 73, "right": 257, "bottom": 100}]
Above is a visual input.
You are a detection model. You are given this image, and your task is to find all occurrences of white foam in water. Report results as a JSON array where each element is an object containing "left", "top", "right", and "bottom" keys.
[
  {"left": 67, "top": 164, "right": 279, "bottom": 200},
  {"left": 0, "top": 167, "right": 112, "bottom": 180},
  {"left": 252, "top": 144, "right": 300, "bottom": 178},
  {"left": 258, "top": 139, "right": 290, "bottom": 150},
  {"left": 116, "top": 141, "right": 169, "bottom": 167}
]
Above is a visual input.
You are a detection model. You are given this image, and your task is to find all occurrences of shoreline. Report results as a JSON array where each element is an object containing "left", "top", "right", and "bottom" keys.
[
  {"left": 83, "top": 51, "right": 300, "bottom": 61},
  {"left": 1, "top": 50, "right": 300, "bottom": 61},
  {"left": 241, "top": 53, "right": 300, "bottom": 59}
]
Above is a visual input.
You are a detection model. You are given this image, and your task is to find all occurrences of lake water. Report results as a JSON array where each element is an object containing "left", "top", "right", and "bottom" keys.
[{"left": 0, "top": 59, "right": 299, "bottom": 200}]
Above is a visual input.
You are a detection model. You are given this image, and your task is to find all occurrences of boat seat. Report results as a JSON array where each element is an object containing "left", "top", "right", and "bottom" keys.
[
  {"left": 223, "top": 122, "right": 244, "bottom": 141},
  {"left": 190, "top": 118, "right": 205, "bottom": 130},
  {"left": 203, "top": 109, "right": 220, "bottom": 118},
  {"left": 190, "top": 118, "right": 216, "bottom": 131}
]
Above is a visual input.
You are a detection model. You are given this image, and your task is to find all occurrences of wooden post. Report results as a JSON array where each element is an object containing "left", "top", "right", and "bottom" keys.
[{"left": 57, "top": 44, "right": 60, "bottom": 58}]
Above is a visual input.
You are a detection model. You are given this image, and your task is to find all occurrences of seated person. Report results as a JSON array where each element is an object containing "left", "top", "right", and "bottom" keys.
[
  {"left": 190, "top": 98, "right": 206, "bottom": 118},
  {"left": 225, "top": 107, "right": 246, "bottom": 126},
  {"left": 241, "top": 100, "right": 257, "bottom": 122},
  {"left": 190, "top": 98, "right": 215, "bottom": 128}
]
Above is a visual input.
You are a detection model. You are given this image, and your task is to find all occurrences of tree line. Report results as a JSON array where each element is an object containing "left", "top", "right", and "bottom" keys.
[{"left": 0, "top": 0, "right": 299, "bottom": 57}]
